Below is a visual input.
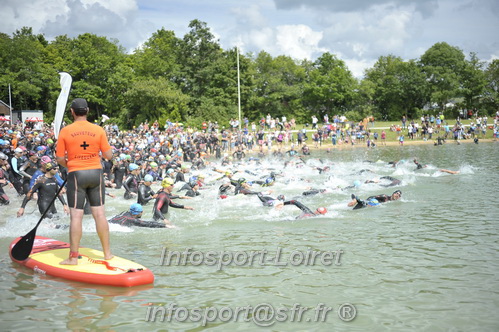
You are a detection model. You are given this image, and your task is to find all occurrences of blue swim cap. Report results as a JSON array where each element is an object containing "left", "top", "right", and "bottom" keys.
[
  {"left": 353, "top": 180, "right": 361, "bottom": 187},
  {"left": 144, "top": 174, "right": 154, "bottom": 182},
  {"left": 129, "top": 163, "right": 139, "bottom": 171},
  {"left": 130, "top": 203, "right": 143, "bottom": 215},
  {"left": 265, "top": 178, "right": 274, "bottom": 184},
  {"left": 368, "top": 199, "right": 380, "bottom": 206}
]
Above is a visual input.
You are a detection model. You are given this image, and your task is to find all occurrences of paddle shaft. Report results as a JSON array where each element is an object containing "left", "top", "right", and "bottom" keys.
[{"left": 31, "top": 178, "right": 67, "bottom": 231}]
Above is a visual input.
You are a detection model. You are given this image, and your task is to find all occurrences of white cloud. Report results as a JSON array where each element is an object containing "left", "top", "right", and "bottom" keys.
[
  {"left": 0, "top": 0, "right": 498, "bottom": 78},
  {"left": 0, "top": 0, "right": 67, "bottom": 33},
  {"left": 275, "top": 25, "right": 326, "bottom": 60},
  {"left": 319, "top": 3, "right": 416, "bottom": 60},
  {"left": 80, "top": 0, "right": 137, "bottom": 20},
  {"left": 230, "top": 4, "right": 268, "bottom": 28}
]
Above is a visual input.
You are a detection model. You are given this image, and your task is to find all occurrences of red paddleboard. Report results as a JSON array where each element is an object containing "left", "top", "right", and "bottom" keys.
[{"left": 9, "top": 236, "right": 154, "bottom": 287}]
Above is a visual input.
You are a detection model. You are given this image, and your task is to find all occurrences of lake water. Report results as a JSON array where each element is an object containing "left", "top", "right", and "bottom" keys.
[{"left": 1, "top": 142, "right": 498, "bottom": 331}]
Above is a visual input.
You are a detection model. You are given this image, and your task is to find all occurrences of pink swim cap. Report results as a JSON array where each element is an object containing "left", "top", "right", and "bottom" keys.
[{"left": 40, "top": 156, "right": 52, "bottom": 164}]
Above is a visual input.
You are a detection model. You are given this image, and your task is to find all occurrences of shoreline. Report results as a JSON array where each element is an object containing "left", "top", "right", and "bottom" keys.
[
  {"left": 310, "top": 137, "right": 496, "bottom": 150},
  {"left": 240, "top": 138, "right": 496, "bottom": 155}
]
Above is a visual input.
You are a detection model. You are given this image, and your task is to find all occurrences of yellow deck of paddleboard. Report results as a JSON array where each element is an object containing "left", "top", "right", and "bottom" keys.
[{"left": 30, "top": 248, "right": 147, "bottom": 275}]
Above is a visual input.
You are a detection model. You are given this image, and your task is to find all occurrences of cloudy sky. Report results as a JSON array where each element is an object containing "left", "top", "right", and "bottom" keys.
[{"left": 1, "top": 0, "right": 498, "bottom": 77}]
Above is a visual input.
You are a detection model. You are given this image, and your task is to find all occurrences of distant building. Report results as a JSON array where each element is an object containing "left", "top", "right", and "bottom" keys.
[
  {"left": 12, "top": 110, "right": 44, "bottom": 128},
  {"left": 0, "top": 100, "right": 12, "bottom": 116}
]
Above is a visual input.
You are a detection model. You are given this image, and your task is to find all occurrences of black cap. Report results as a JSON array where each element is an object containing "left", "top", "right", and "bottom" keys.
[{"left": 71, "top": 98, "right": 88, "bottom": 110}]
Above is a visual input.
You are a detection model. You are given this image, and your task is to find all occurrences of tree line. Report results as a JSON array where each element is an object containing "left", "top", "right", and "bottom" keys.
[{"left": 1, "top": 20, "right": 498, "bottom": 128}]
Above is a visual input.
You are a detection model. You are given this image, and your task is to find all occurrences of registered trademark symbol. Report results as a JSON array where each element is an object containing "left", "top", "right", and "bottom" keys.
[{"left": 338, "top": 303, "right": 357, "bottom": 322}]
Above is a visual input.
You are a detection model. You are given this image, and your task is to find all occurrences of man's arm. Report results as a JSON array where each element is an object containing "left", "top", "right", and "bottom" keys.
[
  {"left": 102, "top": 149, "right": 113, "bottom": 161},
  {"left": 56, "top": 156, "right": 67, "bottom": 168}
]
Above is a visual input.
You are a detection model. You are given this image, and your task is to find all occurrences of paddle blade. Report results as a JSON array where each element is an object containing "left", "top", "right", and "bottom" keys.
[{"left": 10, "top": 228, "right": 37, "bottom": 261}]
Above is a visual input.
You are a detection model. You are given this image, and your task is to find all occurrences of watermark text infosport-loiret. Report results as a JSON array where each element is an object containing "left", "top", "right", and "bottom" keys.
[
  {"left": 145, "top": 302, "right": 357, "bottom": 327},
  {"left": 158, "top": 247, "right": 344, "bottom": 271}
]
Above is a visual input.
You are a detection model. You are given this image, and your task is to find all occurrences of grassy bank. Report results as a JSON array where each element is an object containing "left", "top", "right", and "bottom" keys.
[{"left": 291, "top": 119, "right": 496, "bottom": 143}]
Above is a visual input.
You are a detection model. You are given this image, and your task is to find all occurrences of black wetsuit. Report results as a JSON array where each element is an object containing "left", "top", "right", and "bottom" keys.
[
  {"left": 178, "top": 182, "right": 192, "bottom": 192},
  {"left": 21, "top": 175, "right": 66, "bottom": 218},
  {"left": 283, "top": 200, "right": 316, "bottom": 219},
  {"left": 379, "top": 176, "right": 401, "bottom": 187},
  {"left": 102, "top": 159, "right": 113, "bottom": 179},
  {"left": 367, "top": 194, "right": 393, "bottom": 203},
  {"left": 233, "top": 150, "right": 245, "bottom": 160},
  {"left": 257, "top": 193, "right": 280, "bottom": 207},
  {"left": 153, "top": 191, "right": 185, "bottom": 221},
  {"left": 8, "top": 155, "right": 25, "bottom": 195},
  {"left": 175, "top": 172, "right": 186, "bottom": 183},
  {"left": 109, "top": 211, "right": 166, "bottom": 228},
  {"left": 123, "top": 174, "right": 140, "bottom": 199},
  {"left": 113, "top": 163, "right": 127, "bottom": 189},
  {"left": 0, "top": 167, "right": 11, "bottom": 205},
  {"left": 234, "top": 185, "right": 260, "bottom": 196},
  {"left": 19, "top": 160, "right": 39, "bottom": 195},
  {"left": 302, "top": 189, "right": 326, "bottom": 196},
  {"left": 218, "top": 184, "right": 233, "bottom": 195},
  {"left": 138, "top": 183, "right": 155, "bottom": 205},
  {"left": 185, "top": 188, "right": 200, "bottom": 197},
  {"left": 352, "top": 194, "right": 393, "bottom": 210}
]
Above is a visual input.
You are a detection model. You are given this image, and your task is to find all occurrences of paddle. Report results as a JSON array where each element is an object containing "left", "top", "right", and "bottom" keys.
[
  {"left": 11, "top": 114, "right": 111, "bottom": 261},
  {"left": 11, "top": 179, "right": 68, "bottom": 261}
]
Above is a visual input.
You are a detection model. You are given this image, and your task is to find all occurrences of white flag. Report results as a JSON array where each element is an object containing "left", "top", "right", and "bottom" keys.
[{"left": 54, "top": 72, "right": 72, "bottom": 139}]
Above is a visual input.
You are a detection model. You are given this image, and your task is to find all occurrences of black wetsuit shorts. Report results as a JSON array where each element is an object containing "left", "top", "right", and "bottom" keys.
[{"left": 67, "top": 169, "right": 105, "bottom": 209}]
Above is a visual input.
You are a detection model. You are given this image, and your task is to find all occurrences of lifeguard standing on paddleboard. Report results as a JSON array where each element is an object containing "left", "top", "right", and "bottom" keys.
[{"left": 56, "top": 98, "right": 114, "bottom": 265}]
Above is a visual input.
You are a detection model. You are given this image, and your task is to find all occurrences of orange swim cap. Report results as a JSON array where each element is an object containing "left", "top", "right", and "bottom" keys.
[{"left": 316, "top": 207, "right": 327, "bottom": 215}]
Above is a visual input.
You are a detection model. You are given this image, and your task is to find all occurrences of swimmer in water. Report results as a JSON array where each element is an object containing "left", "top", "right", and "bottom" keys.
[
  {"left": 108, "top": 203, "right": 167, "bottom": 228},
  {"left": 257, "top": 193, "right": 286, "bottom": 207},
  {"left": 413, "top": 158, "right": 427, "bottom": 170},
  {"left": 302, "top": 188, "right": 328, "bottom": 196},
  {"left": 348, "top": 190, "right": 402, "bottom": 210},
  {"left": 282, "top": 199, "right": 327, "bottom": 219},
  {"left": 365, "top": 176, "right": 401, "bottom": 187}
]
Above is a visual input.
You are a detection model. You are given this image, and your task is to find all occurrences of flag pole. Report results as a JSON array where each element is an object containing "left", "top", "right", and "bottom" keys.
[
  {"left": 237, "top": 46, "right": 242, "bottom": 130},
  {"left": 8, "top": 84, "right": 12, "bottom": 123}
]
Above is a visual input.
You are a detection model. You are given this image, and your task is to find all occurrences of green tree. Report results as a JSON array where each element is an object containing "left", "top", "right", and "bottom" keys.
[
  {"left": 132, "top": 28, "right": 181, "bottom": 80},
  {"left": 364, "top": 55, "right": 429, "bottom": 120},
  {"left": 461, "top": 52, "right": 487, "bottom": 112},
  {"left": 177, "top": 20, "right": 223, "bottom": 113},
  {"left": 303, "top": 52, "right": 357, "bottom": 121},
  {"left": 248, "top": 52, "right": 307, "bottom": 122},
  {"left": 123, "top": 77, "right": 189, "bottom": 128},
  {"left": 483, "top": 59, "right": 499, "bottom": 114},
  {"left": 420, "top": 42, "right": 466, "bottom": 110},
  {"left": 0, "top": 27, "right": 56, "bottom": 112},
  {"left": 67, "top": 33, "right": 128, "bottom": 121}
]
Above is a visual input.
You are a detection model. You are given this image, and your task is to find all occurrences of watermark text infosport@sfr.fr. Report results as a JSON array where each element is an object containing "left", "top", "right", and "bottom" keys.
[
  {"left": 158, "top": 247, "right": 344, "bottom": 271},
  {"left": 145, "top": 303, "right": 357, "bottom": 327}
]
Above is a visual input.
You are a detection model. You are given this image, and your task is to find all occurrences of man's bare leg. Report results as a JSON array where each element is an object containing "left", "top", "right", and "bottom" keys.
[
  {"left": 60, "top": 208, "right": 84, "bottom": 265},
  {"left": 439, "top": 169, "right": 460, "bottom": 174},
  {"left": 91, "top": 205, "right": 113, "bottom": 260}
]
